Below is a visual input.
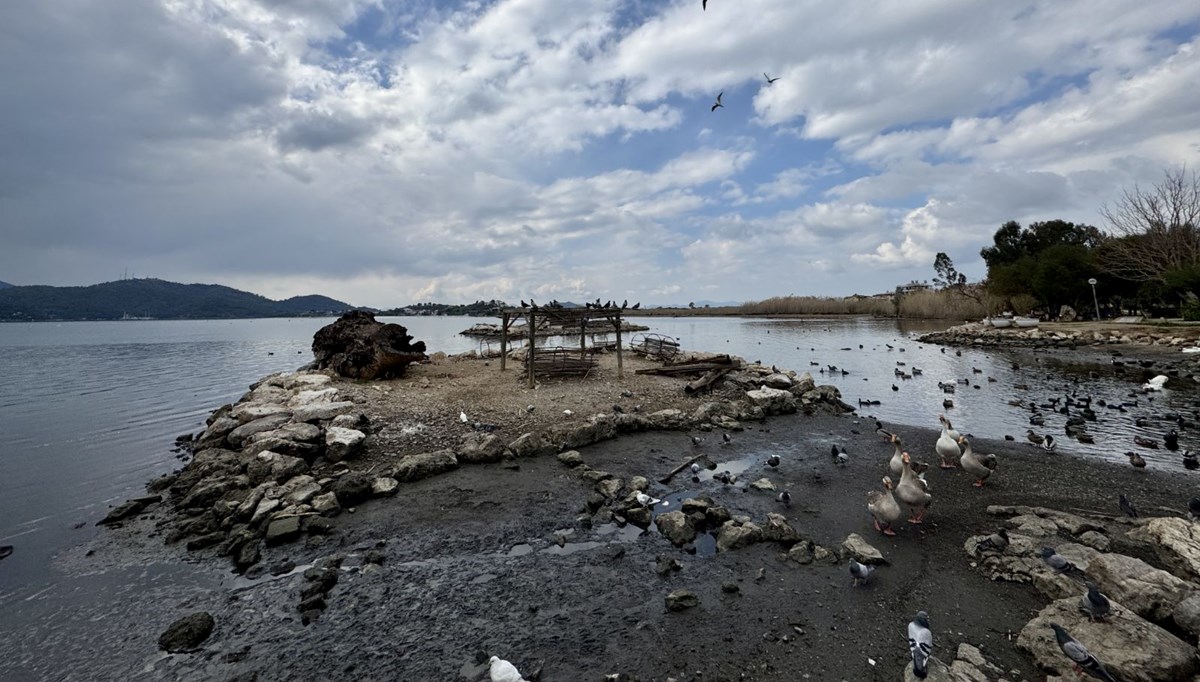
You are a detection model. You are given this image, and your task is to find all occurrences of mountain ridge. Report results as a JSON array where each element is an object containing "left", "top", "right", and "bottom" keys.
[{"left": 0, "top": 278, "right": 356, "bottom": 321}]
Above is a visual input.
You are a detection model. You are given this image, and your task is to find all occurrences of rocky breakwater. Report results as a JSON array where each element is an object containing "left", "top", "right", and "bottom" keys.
[
  {"left": 965, "top": 505, "right": 1200, "bottom": 681},
  {"left": 98, "top": 313, "right": 853, "bottom": 580},
  {"left": 921, "top": 320, "right": 1200, "bottom": 352}
]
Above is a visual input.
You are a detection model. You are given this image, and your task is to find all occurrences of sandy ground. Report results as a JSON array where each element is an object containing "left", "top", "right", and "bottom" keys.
[{"left": 27, "top": 342, "right": 1198, "bottom": 681}]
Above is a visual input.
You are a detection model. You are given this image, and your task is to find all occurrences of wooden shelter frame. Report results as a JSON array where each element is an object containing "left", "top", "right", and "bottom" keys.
[{"left": 497, "top": 306, "right": 625, "bottom": 388}]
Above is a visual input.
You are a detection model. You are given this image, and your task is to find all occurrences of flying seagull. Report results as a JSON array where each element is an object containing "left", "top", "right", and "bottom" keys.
[
  {"left": 764, "top": 73, "right": 780, "bottom": 84},
  {"left": 1049, "top": 624, "right": 1117, "bottom": 682},
  {"left": 702, "top": 0, "right": 708, "bottom": 9},
  {"left": 711, "top": 92, "right": 723, "bottom": 112},
  {"left": 908, "top": 611, "right": 933, "bottom": 679}
]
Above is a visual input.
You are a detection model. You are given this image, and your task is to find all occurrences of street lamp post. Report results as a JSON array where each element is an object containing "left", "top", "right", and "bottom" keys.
[{"left": 1088, "top": 278, "right": 1100, "bottom": 321}]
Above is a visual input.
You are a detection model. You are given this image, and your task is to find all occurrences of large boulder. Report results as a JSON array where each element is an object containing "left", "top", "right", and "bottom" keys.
[
  {"left": 389, "top": 449, "right": 458, "bottom": 482},
  {"left": 324, "top": 426, "right": 366, "bottom": 462},
  {"left": 331, "top": 472, "right": 374, "bottom": 507},
  {"left": 744, "top": 387, "right": 797, "bottom": 415},
  {"left": 1018, "top": 597, "right": 1197, "bottom": 681},
  {"left": 457, "top": 433, "right": 507, "bottom": 464},
  {"left": 716, "top": 519, "right": 762, "bottom": 552},
  {"left": 158, "top": 612, "right": 215, "bottom": 653},
  {"left": 311, "top": 310, "right": 427, "bottom": 380},
  {"left": 226, "top": 414, "right": 292, "bottom": 448},
  {"left": 1127, "top": 517, "right": 1200, "bottom": 582},
  {"left": 1086, "top": 552, "right": 1195, "bottom": 621},
  {"left": 655, "top": 511, "right": 697, "bottom": 547}
]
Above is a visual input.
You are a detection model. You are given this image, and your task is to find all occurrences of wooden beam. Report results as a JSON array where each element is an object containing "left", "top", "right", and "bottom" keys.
[
  {"left": 500, "top": 311, "right": 508, "bottom": 371},
  {"left": 615, "top": 310, "right": 623, "bottom": 378},
  {"left": 527, "top": 309, "right": 536, "bottom": 389}
]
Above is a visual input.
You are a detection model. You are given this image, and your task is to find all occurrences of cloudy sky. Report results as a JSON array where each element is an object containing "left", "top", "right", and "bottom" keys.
[{"left": 2, "top": 1, "right": 1199, "bottom": 307}]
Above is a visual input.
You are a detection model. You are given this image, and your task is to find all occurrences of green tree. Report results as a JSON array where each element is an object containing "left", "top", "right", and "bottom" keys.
[{"left": 932, "top": 252, "right": 966, "bottom": 289}]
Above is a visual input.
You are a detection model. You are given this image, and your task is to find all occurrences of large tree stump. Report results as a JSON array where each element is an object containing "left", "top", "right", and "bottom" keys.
[{"left": 312, "top": 311, "right": 427, "bottom": 380}]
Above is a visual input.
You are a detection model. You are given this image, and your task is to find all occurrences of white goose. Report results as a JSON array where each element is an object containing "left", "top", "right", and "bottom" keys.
[
  {"left": 935, "top": 415, "right": 961, "bottom": 469},
  {"left": 897, "top": 453, "right": 932, "bottom": 524},
  {"left": 867, "top": 476, "right": 902, "bottom": 536},
  {"left": 887, "top": 433, "right": 905, "bottom": 478},
  {"left": 958, "top": 436, "right": 998, "bottom": 487}
]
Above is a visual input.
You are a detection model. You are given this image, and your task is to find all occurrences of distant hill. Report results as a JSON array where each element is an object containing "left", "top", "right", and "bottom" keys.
[
  {"left": 0, "top": 281, "right": 12, "bottom": 289},
  {"left": 380, "top": 300, "right": 507, "bottom": 317},
  {"left": 0, "top": 278, "right": 357, "bottom": 321}
]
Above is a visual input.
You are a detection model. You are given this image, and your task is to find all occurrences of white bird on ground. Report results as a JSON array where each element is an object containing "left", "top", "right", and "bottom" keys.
[
  {"left": 1143, "top": 375, "right": 1168, "bottom": 391},
  {"left": 488, "top": 656, "right": 529, "bottom": 682},
  {"left": 690, "top": 462, "right": 701, "bottom": 475},
  {"left": 935, "top": 415, "right": 960, "bottom": 469},
  {"left": 460, "top": 410, "right": 469, "bottom": 423},
  {"left": 634, "top": 492, "right": 661, "bottom": 507}
]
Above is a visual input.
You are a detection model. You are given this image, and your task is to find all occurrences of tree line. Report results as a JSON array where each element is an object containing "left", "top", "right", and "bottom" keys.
[{"left": 930, "top": 166, "right": 1200, "bottom": 320}]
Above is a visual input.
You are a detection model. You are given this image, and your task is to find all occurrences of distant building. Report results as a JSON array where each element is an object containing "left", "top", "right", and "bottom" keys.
[{"left": 895, "top": 281, "right": 932, "bottom": 295}]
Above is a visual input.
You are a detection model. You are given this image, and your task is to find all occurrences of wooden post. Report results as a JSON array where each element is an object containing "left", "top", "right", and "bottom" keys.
[
  {"left": 527, "top": 309, "right": 536, "bottom": 389},
  {"left": 580, "top": 315, "right": 586, "bottom": 360},
  {"left": 615, "top": 311, "right": 623, "bottom": 378},
  {"left": 499, "top": 311, "right": 508, "bottom": 371}
]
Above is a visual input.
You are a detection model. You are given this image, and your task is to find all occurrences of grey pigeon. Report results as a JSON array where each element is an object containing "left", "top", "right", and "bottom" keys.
[
  {"left": 1039, "top": 547, "right": 1078, "bottom": 575},
  {"left": 907, "top": 611, "right": 933, "bottom": 679},
  {"left": 974, "top": 528, "right": 1009, "bottom": 554},
  {"left": 1118, "top": 494, "right": 1137, "bottom": 518},
  {"left": 1080, "top": 582, "right": 1111, "bottom": 622},
  {"left": 1049, "top": 623, "right": 1117, "bottom": 681},
  {"left": 836, "top": 447, "right": 849, "bottom": 466},
  {"left": 690, "top": 462, "right": 701, "bottom": 475},
  {"left": 722, "top": 432, "right": 732, "bottom": 444},
  {"left": 848, "top": 558, "right": 874, "bottom": 586},
  {"left": 691, "top": 435, "right": 702, "bottom": 447}
]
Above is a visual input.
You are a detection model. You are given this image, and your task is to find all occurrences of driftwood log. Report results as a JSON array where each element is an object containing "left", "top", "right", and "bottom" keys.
[
  {"left": 684, "top": 368, "right": 733, "bottom": 394},
  {"left": 312, "top": 310, "right": 427, "bottom": 380},
  {"left": 658, "top": 453, "right": 710, "bottom": 484}
]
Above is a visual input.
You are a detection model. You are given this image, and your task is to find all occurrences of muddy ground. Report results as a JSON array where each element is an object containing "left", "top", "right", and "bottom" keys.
[{"left": 26, "top": 399, "right": 1196, "bottom": 682}]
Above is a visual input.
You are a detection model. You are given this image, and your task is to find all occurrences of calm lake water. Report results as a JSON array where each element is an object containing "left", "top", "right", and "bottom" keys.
[{"left": 0, "top": 315, "right": 1193, "bottom": 596}]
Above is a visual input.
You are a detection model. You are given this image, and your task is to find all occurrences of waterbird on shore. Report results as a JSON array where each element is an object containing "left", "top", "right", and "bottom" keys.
[
  {"left": 1125, "top": 451, "right": 1147, "bottom": 468},
  {"left": 489, "top": 656, "right": 530, "bottom": 682},
  {"left": 722, "top": 432, "right": 732, "bottom": 445},
  {"left": 935, "top": 416, "right": 960, "bottom": 469},
  {"left": 1080, "top": 583, "right": 1112, "bottom": 622},
  {"left": 835, "top": 447, "right": 849, "bottom": 466},
  {"left": 907, "top": 611, "right": 933, "bottom": 679},
  {"left": 1049, "top": 624, "right": 1117, "bottom": 682},
  {"left": 1118, "top": 493, "right": 1138, "bottom": 518},
  {"left": 958, "top": 436, "right": 997, "bottom": 487},
  {"left": 1042, "top": 435, "right": 1056, "bottom": 451},
  {"left": 1026, "top": 429, "right": 1045, "bottom": 446},
  {"left": 974, "top": 528, "right": 1009, "bottom": 554},
  {"left": 887, "top": 434, "right": 904, "bottom": 478},
  {"left": 848, "top": 558, "right": 874, "bottom": 586},
  {"left": 867, "top": 477, "right": 900, "bottom": 536},
  {"left": 634, "top": 492, "right": 661, "bottom": 507},
  {"left": 766, "top": 453, "right": 780, "bottom": 467},
  {"left": 710, "top": 92, "right": 723, "bottom": 111},
  {"left": 897, "top": 453, "right": 931, "bottom": 524},
  {"left": 691, "top": 435, "right": 702, "bottom": 447},
  {"left": 778, "top": 490, "right": 791, "bottom": 506},
  {"left": 1143, "top": 375, "right": 1168, "bottom": 392},
  {"left": 690, "top": 462, "right": 701, "bottom": 476}
]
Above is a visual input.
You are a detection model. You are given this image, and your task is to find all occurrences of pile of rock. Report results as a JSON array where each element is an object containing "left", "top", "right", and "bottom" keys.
[
  {"left": 105, "top": 370, "right": 385, "bottom": 573},
  {"left": 965, "top": 505, "right": 1200, "bottom": 680},
  {"left": 921, "top": 321, "right": 1200, "bottom": 351}
]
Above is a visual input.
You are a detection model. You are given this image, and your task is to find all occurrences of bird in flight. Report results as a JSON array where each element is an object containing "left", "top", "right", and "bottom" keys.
[
  {"left": 764, "top": 73, "right": 780, "bottom": 84},
  {"left": 702, "top": 0, "right": 708, "bottom": 9},
  {"left": 711, "top": 92, "right": 724, "bottom": 112}
]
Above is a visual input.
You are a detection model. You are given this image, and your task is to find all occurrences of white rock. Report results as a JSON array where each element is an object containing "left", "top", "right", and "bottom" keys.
[{"left": 325, "top": 426, "right": 366, "bottom": 462}]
